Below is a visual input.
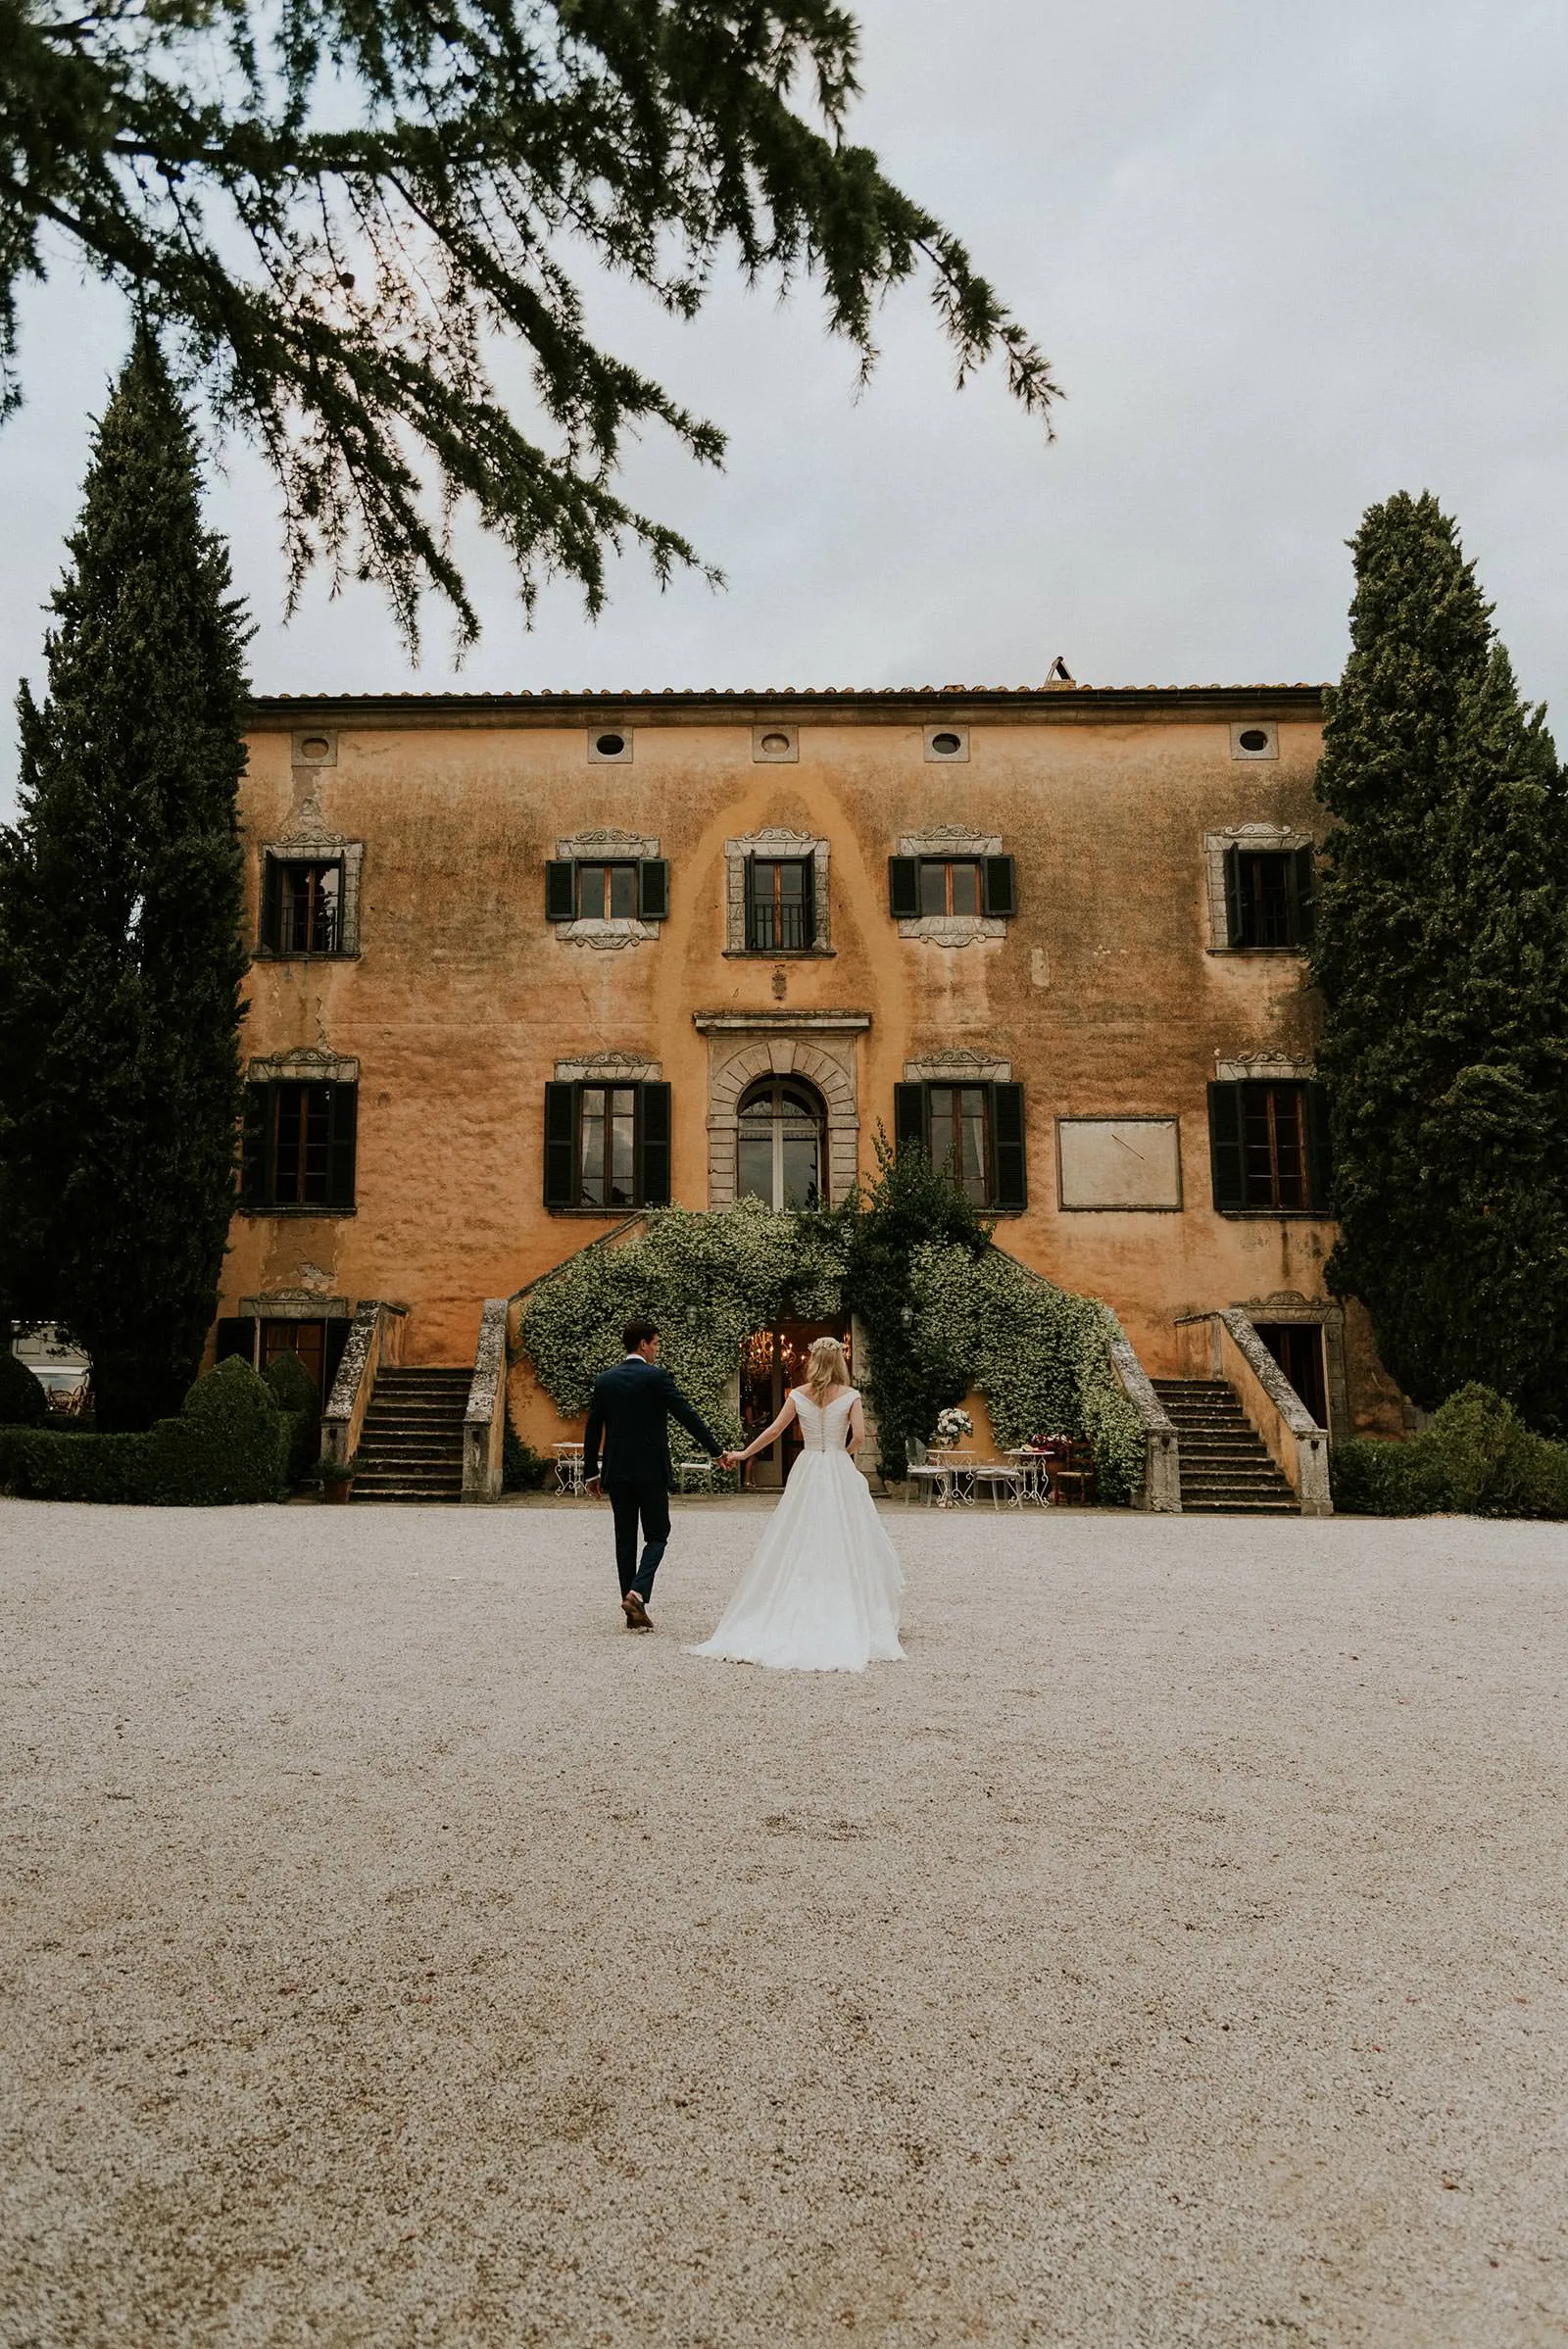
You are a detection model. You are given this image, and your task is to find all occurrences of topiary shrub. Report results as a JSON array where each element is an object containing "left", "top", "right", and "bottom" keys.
[
  {"left": 0, "top": 1348, "right": 50, "bottom": 1427},
  {"left": 1332, "top": 1383, "right": 1568, "bottom": 1519},
  {"left": 139, "top": 1358, "right": 289, "bottom": 1505},
  {"left": 264, "top": 1347, "right": 321, "bottom": 1484}
]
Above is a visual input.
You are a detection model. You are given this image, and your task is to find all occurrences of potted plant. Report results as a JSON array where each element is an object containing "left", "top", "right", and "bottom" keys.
[{"left": 322, "top": 1457, "right": 356, "bottom": 1505}]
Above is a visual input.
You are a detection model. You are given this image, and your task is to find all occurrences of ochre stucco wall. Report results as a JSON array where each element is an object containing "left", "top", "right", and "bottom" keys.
[{"left": 223, "top": 690, "right": 1402, "bottom": 1440}]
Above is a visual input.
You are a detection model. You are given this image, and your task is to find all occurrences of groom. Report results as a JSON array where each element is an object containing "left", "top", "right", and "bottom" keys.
[{"left": 583, "top": 1319, "right": 729, "bottom": 1631}]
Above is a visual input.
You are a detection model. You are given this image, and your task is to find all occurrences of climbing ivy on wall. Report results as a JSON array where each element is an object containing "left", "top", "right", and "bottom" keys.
[
  {"left": 517, "top": 1200, "right": 847, "bottom": 1447},
  {"left": 517, "top": 1190, "right": 1146, "bottom": 1503},
  {"left": 908, "top": 1242, "right": 1146, "bottom": 1504}
]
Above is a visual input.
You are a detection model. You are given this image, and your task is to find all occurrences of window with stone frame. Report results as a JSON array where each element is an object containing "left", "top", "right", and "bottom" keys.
[
  {"left": 894, "top": 1067, "right": 1027, "bottom": 1209},
  {"left": 545, "top": 838, "right": 668, "bottom": 930},
  {"left": 256, "top": 837, "right": 364, "bottom": 957},
  {"left": 888, "top": 829, "right": 1013, "bottom": 943},
  {"left": 746, "top": 856, "right": 815, "bottom": 953},
  {"left": 241, "top": 1078, "right": 358, "bottom": 1211},
  {"left": 1204, "top": 827, "right": 1315, "bottom": 953},
  {"left": 543, "top": 1070, "right": 671, "bottom": 1210},
  {"left": 1208, "top": 1078, "right": 1332, "bottom": 1212}
]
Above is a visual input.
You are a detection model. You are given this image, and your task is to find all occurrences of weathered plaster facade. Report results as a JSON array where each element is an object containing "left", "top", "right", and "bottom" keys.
[{"left": 224, "top": 683, "right": 1406, "bottom": 1444}]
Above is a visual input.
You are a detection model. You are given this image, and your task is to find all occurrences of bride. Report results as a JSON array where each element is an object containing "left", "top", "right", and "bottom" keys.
[{"left": 692, "top": 1337, "right": 905, "bottom": 1673}]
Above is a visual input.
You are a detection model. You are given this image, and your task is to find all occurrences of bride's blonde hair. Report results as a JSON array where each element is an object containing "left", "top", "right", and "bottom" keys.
[{"left": 806, "top": 1336, "right": 850, "bottom": 1406}]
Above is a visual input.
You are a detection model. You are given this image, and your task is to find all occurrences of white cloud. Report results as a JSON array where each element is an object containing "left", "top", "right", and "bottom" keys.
[{"left": 2, "top": 0, "right": 1564, "bottom": 821}]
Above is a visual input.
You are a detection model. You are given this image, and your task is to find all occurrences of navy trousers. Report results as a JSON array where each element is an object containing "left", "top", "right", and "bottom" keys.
[{"left": 606, "top": 1478, "right": 672, "bottom": 1602}]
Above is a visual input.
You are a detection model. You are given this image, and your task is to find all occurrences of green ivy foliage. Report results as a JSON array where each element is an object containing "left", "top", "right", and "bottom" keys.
[
  {"left": 518, "top": 1199, "right": 850, "bottom": 1448},
  {"left": 908, "top": 1243, "right": 1146, "bottom": 1504},
  {"left": 518, "top": 1182, "right": 1144, "bottom": 1502}
]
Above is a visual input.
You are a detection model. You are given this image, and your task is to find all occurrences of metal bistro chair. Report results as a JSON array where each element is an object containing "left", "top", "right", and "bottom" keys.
[
  {"left": 969, "top": 1460, "right": 1024, "bottom": 1510},
  {"left": 906, "top": 1462, "right": 950, "bottom": 1507}
]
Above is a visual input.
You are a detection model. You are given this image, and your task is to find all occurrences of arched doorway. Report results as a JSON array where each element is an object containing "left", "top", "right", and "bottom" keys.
[{"left": 736, "top": 1077, "right": 826, "bottom": 1212}]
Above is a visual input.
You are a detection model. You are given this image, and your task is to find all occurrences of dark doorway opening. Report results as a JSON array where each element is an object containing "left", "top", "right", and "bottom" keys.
[
  {"left": 740, "top": 1318, "right": 852, "bottom": 1489},
  {"left": 1253, "top": 1321, "right": 1327, "bottom": 1427}
]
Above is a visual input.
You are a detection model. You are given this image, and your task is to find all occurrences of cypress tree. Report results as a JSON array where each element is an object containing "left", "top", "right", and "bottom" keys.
[
  {"left": 1313, "top": 491, "right": 1568, "bottom": 1428},
  {"left": 0, "top": 330, "right": 249, "bottom": 1431}
]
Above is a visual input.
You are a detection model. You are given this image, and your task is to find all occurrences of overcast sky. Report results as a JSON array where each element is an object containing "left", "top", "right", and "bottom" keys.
[{"left": 2, "top": 0, "right": 1565, "bottom": 820}]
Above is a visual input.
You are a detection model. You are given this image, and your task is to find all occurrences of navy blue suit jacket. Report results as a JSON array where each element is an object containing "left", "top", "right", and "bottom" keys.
[{"left": 583, "top": 1359, "right": 723, "bottom": 1490}]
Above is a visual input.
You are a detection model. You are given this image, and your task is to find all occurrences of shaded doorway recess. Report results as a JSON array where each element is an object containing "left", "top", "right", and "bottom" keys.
[{"left": 1253, "top": 1321, "right": 1328, "bottom": 1427}]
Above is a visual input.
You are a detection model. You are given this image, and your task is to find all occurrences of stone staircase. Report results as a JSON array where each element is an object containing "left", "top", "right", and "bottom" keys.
[
  {"left": 351, "top": 1367, "right": 469, "bottom": 1502},
  {"left": 1152, "top": 1379, "right": 1299, "bottom": 1515}
]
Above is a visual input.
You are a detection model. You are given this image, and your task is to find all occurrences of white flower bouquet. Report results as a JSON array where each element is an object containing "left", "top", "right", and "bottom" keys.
[{"left": 934, "top": 1406, "right": 974, "bottom": 1446}]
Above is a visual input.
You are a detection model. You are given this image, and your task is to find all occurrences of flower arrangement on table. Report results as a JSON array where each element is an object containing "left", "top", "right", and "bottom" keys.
[{"left": 932, "top": 1406, "right": 974, "bottom": 1448}]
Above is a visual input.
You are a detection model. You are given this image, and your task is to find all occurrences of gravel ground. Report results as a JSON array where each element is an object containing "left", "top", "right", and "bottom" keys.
[{"left": 1, "top": 1497, "right": 1565, "bottom": 2349}]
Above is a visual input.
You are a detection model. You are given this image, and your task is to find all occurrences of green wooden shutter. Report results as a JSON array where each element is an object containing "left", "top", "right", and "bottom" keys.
[
  {"left": 1208, "top": 1082, "right": 1246, "bottom": 1210},
  {"left": 544, "top": 1082, "right": 577, "bottom": 1207},
  {"left": 1223, "top": 845, "right": 1247, "bottom": 948},
  {"left": 240, "top": 1084, "right": 270, "bottom": 1206},
  {"left": 982, "top": 856, "right": 1017, "bottom": 917},
  {"left": 326, "top": 1083, "right": 358, "bottom": 1209},
  {"left": 894, "top": 1083, "right": 927, "bottom": 1157},
  {"left": 888, "top": 856, "right": 920, "bottom": 918},
  {"left": 545, "top": 860, "right": 576, "bottom": 921},
  {"left": 1292, "top": 845, "right": 1317, "bottom": 946},
  {"left": 260, "top": 855, "right": 282, "bottom": 952},
  {"left": 215, "top": 1316, "right": 255, "bottom": 1366},
  {"left": 1304, "top": 1081, "right": 1333, "bottom": 1211},
  {"left": 638, "top": 859, "right": 669, "bottom": 920},
  {"left": 800, "top": 856, "right": 817, "bottom": 948},
  {"left": 638, "top": 1081, "right": 672, "bottom": 1206},
  {"left": 991, "top": 1083, "right": 1027, "bottom": 1209}
]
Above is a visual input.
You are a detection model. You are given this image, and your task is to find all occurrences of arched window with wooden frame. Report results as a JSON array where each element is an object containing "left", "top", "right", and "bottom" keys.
[{"left": 735, "top": 1078, "right": 827, "bottom": 1212}]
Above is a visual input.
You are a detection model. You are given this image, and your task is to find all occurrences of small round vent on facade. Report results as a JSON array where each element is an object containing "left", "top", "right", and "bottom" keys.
[
  {"left": 923, "top": 724, "right": 970, "bottom": 762},
  {"left": 1230, "top": 721, "right": 1278, "bottom": 759},
  {"left": 587, "top": 728, "right": 633, "bottom": 763}
]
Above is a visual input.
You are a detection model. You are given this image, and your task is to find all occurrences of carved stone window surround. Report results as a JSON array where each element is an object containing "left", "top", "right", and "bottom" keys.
[
  {"left": 903, "top": 1049, "right": 1014, "bottom": 1085},
  {"left": 896, "top": 825, "right": 1006, "bottom": 946},
  {"left": 724, "top": 828, "right": 833, "bottom": 955},
  {"left": 247, "top": 1045, "right": 361, "bottom": 1085},
  {"left": 554, "top": 826, "right": 663, "bottom": 950},
  {"left": 256, "top": 813, "right": 365, "bottom": 958},
  {"left": 694, "top": 1009, "right": 868, "bottom": 1207},
  {"left": 1213, "top": 1052, "right": 1316, "bottom": 1084},
  {"left": 553, "top": 1052, "right": 662, "bottom": 1085},
  {"left": 1204, "top": 823, "right": 1313, "bottom": 954}
]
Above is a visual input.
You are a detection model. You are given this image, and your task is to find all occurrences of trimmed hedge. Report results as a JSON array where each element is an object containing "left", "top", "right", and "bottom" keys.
[
  {"left": 0, "top": 1357, "right": 299, "bottom": 1504},
  {"left": 0, "top": 1349, "right": 50, "bottom": 1427},
  {"left": 1332, "top": 1383, "right": 1568, "bottom": 1519},
  {"left": 264, "top": 1347, "right": 321, "bottom": 1484}
]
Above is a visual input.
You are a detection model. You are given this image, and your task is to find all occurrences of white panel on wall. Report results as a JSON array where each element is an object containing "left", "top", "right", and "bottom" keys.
[{"left": 1056, "top": 1118, "right": 1182, "bottom": 1211}]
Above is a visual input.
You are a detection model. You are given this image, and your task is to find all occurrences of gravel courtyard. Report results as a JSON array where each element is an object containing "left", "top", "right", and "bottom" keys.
[{"left": 1, "top": 1498, "right": 1564, "bottom": 2349}]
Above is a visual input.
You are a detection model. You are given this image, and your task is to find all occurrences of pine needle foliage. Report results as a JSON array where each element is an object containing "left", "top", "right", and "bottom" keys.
[
  {"left": 0, "top": 330, "right": 250, "bottom": 1431},
  {"left": 1312, "top": 491, "right": 1568, "bottom": 1428},
  {"left": 0, "top": 0, "right": 1059, "bottom": 649}
]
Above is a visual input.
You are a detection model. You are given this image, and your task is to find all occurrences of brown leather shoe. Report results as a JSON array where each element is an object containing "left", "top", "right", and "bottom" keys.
[{"left": 621, "top": 1590, "right": 651, "bottom": 1630}]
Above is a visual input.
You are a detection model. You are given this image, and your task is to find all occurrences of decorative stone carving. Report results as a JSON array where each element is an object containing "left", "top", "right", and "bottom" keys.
[
  {"left": 555, "top": 827, "right": 660, "bottom": 860},
  {"left": 553, "top": 1052, "right": 662, "bottom": 1084},
  {"left": 1213, "top": 1051, "right": 1316, "bottom": 1083},
  {"left": 247, "top": 1044, "right": 360, "bottom": 1084},
  {"left": 723, "top": 828, "right": 832, "bottom": 954},
  {"left": 903, "top": 1049, "right": 1012, "bottom": 1084}
]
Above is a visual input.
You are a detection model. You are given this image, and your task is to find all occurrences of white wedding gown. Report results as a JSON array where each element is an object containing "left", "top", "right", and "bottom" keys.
[{"left": 691, "top": 1389, "right": 905, "bottom": 1673}]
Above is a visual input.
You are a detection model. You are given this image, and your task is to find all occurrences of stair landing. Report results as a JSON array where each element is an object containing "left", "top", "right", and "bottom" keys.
[{"left": 1152, "top": 1379, "right": 1299, "bottom": 1515}]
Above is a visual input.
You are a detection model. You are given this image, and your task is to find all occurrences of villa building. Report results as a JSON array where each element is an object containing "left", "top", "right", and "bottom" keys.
[{"left": 215, "top": 679, "right": 1406, "bottom": 1479}]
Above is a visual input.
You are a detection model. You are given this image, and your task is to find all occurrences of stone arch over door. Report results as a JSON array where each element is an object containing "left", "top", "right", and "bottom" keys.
[{"left": 696, "top": 1015, "right": 869, "bottom": 1208}]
